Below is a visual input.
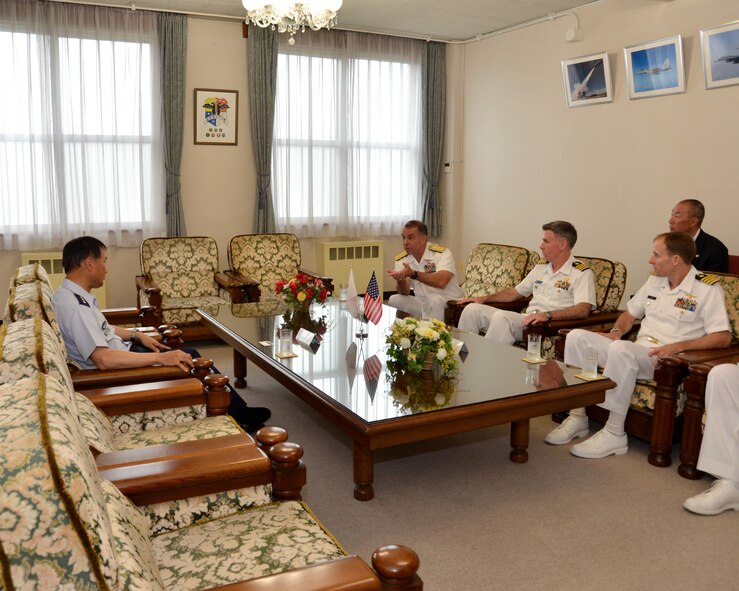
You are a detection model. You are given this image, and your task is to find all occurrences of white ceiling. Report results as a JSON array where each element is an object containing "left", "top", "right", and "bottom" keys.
[{"left": 61, "top": 0, "right": 602, "bottom": 41}]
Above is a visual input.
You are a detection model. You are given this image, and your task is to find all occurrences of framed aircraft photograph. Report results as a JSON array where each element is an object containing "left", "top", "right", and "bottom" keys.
[
  {"left": 561, "top": 52, "right": 613, "bottom": 108},
  {"left": 701, "top": 20, "right": 739, "bottom": 90},
  {"left": 624, "top": 35, "right": 685, "bottom": 100}
]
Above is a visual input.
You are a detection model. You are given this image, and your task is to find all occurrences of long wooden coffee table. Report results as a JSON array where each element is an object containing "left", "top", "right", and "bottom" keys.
[{"left": 198, "top": 301, "right": 613, "bottom": 501}]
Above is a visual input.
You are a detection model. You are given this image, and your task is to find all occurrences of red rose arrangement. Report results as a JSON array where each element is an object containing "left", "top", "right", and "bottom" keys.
[{"left": 275, "top": 273, "right": 329, "bottom": 306}]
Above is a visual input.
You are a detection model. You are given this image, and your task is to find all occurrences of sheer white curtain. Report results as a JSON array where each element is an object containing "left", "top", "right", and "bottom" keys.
[
  {"left": 0, "top": 0, "right": 164, "bottom": 251},
  {"left": 273, "top": 30, "right": 423, "bottom": 238}
]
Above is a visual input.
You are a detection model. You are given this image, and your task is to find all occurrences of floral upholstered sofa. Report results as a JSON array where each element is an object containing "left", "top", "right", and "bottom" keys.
[{"left": 0, "top": 374, "right": 422, "bottom": 590}]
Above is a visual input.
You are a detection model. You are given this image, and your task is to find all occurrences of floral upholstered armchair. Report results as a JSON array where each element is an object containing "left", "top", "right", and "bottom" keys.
[
  {"left": 137, "top": 236, "right": 254, "bottom": 340},
  {"left": 445, "top": 242, "right": 539, "bottom": 326},
  {"left": 558, "top": 270, "right": 738, "bottom": 469},
  {"left": 224, "top": 233, "right": 334, "bottom": 301},
  {"left": 0, "top": 371, "right": 423, "bottom": 590}
]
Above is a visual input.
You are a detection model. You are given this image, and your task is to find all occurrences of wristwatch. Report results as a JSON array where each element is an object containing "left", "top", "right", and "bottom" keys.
[
  {"left": 129, "top": 328, "right": 140, "bottom": 342},
  {"left": 410, "top": 270, "right": 419, "bottom": 280},
  {"left": 544, "top": 311, "right": 553, "bottom": 321}
]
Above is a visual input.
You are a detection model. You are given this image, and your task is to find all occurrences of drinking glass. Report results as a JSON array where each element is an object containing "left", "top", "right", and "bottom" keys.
[
  {"left": 527, "top": 333, "right": 542, "bottom": 361},
  {"left": 278, "top": 328, "right": 293, "bottom": 355},
  {"left": 582, "top": 346, "right": 599, "bottom": 378}
]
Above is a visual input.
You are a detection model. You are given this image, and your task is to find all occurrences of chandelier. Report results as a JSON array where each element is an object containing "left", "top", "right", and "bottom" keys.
[{"left": 242, "top": 1, "right": 343, "bottom": 45}]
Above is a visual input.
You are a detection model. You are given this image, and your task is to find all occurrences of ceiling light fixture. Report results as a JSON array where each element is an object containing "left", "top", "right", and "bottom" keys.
[{"left": 242, "top": 0, "right": 343, "bottom": 45}]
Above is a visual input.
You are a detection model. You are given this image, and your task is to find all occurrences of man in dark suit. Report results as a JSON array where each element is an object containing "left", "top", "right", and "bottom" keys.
[{"left": 669, "top": 199, "right": 729, "bottom": 273}]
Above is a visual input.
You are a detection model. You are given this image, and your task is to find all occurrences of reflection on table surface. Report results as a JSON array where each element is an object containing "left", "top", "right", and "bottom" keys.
[{"left": 206, "top": 299, "right": 584, "bottom": 424}]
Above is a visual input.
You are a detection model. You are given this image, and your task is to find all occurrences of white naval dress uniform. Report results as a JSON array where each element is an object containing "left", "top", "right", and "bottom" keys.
[
  {"left": 388, "top": 244, "right": 464, "bottom": 322},
  {"left": 52, "top": 277, "right": 131, "bottom": 369},
  {"left": 458, "top": 256, "right": 596, "bottom": 345},
  {"left": 564, "top": 268, "right": 731, "bottom": 415},
  {"left": 698, "top": 363, "right": 739, "bottom": 483}
]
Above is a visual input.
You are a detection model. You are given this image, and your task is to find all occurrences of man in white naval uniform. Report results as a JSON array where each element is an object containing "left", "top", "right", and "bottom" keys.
[
  {"left": 683, "top": 363, "right": 739, "bottom": 515},
  {"left": 387, "top": 220, "right": 463, "bottom": 322},
  {"left": 456, "top": 221, "right": 595, "bottom": 344},
  {"left": 548, "top": 232, "right": 731, "bottom": 458}
]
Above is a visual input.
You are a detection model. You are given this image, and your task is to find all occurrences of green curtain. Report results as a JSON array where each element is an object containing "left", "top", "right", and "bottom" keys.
[
  {"left": 159, "top": 12, "right": 188, "bottom": 236},
  {"left": 421, "top": 42, "right": 446, "bottom": 237},
  {"left": 247, "top": 26, "right": 278, "bottom": 233}
]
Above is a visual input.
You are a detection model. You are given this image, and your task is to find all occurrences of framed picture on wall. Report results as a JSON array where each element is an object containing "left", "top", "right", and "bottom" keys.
[
  {"left": 561, "top": 52, "right": 613, "bottom": 108},
  {"left": 193, "top": 88, "right": 238, "bottom": 145},
  {"left": 624, "top": 35, "right": 685, "bottom": 99},
  {"left": 701, "top": 20, "right": 739, "bottom": 90}
]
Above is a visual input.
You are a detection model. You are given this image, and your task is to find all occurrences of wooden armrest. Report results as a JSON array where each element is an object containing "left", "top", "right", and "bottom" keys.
[
  {"left": 97, "top": 433, "right": 272, "bottom": 505},
  {"left": 671, "top": 345, "right": 739, "bottom": 366},
  {"left": 217, "top": 270, "right": 261, "bottom": 303},
  {"left": 71, "top": 364, "right": 194, "bottom": 390},
  {"left": 208, "top": 556, "right": 380, "bottom": 591},
  {"left": 135, "top": 274, "right": 160, "bottom": 293},
  {"left": 209, "top": 545, "right": 422, "bottom": 591},
  {"left": 80, "top": 377, "right": 205, "bottom": 415}
]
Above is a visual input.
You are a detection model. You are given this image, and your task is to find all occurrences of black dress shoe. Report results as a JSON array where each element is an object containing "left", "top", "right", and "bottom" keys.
[{"left": 231, "top": 406, "right": 271, "bottom": 434}]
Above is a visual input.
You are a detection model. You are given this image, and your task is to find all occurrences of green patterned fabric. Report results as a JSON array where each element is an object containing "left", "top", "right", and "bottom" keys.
[
  {"left": 75, "top": 391, "right": 117, "bottom": 453},
  {"left": 632, "top": 380, "right": 686, "bottom": 416},
  {"left": 139, "top": 237, "right": 228, "bottom": 324},
  {"left": 10, "top": 262, "right": 53, "bottom": 289},
  {"left": 151, "top": 500, "right": 346, "bottom": 590},
  {"left": 712, "top": 272, "right": 739, "bottom": 339},
  {"left": 3, "top": 280, "right": 65, "bottom": 346},
  {"left": 114, "top": 415, "right": 243, "bottom": 450},
  {"left": 460, "top": 243, "right": 534, "bottom": 298},
  {"left": 144, "top": 485, "right": 273, "bottom": 536},
  {"left": 111, "top": 404, "right": 207, "bottom": 435},
  {"left": 102, "top": 479, "right": 166, "bottom": 590},
  {"left": 228, "top": 233, "right": 302, "bottom": 297},
  {"left": 573, "top": 256, "right": 627, "bottom": 311},
  {"left": 0, "top": 375, "right": 118, "bottom": 590},
  {"left": 0, "top": 316, "right": 75, "bottom": 394}
]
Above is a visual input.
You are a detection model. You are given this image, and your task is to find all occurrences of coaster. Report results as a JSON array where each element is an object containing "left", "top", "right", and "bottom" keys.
[
  {"left": 575, "top": 373, "right": 607, "bottom": 381},
  {"left": 521, "top": 357, "right": 547, "bottom": 365},
  {"left": 259, "top": 340, "right": 272, "bottom": 347},
  {"left": 275, "top": 352, "right": 298, "bottom": 359}
]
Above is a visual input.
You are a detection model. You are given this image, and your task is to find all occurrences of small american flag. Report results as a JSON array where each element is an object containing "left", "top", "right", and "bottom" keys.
[
  {"left": 363, "top": 271, "right": 382, "bottom": 325},
  {"left": 363, "top": 354, "right": 382, "bottom": 402}
]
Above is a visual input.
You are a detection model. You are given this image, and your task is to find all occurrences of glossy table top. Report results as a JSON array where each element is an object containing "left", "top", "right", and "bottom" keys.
[{"left": 200, "top": 299, "right": 591, "bottom": 424}]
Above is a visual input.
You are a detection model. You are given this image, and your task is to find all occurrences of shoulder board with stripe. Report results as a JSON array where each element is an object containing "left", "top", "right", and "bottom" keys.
[
  {"left": 429, "top": 244, "right": 447, "bottom": 253},
  {"left": 695, "top": 273, "right": 720, "bottom": 285},
  {"left": 573, "top": 260, "right": 590, "bottom": 272},
  {"left": 394, "top": 251, "right": 408, "bottom": 261}
]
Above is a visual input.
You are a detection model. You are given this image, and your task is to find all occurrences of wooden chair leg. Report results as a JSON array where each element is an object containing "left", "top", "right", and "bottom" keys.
[{"left": 679, "top": 366, "right": 709, "bottom": 479}]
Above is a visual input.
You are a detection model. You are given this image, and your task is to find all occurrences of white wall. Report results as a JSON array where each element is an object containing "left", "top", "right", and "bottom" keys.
[{"left": 453, "top": 0, "right": 739, "bottom": 301}]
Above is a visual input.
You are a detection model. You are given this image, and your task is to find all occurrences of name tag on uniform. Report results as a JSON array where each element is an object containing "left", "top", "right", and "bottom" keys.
[{"left": 647, "top": 295, "right": 657, "bottom": 300}]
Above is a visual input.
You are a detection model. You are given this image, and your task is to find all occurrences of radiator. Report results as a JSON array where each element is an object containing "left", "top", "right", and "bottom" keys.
[
  {"left": 316, "top": 240, "right": 384, "bottom": 296},
  {"left": 21, "top": 251, "right": 107, "bottom": 308}
]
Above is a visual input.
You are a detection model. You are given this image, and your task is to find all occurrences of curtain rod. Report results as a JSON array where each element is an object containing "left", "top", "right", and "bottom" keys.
[{"left": 48, "top": 0, "right": 600, "bottom": 45}]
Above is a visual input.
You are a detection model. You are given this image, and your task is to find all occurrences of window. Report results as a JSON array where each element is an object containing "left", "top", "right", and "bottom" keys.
[
  {"left": 0, "top": 2, "right": 163, "bottom": 250},
  {"left": 273, "top": 31, "right": 423, "bottom": 238}
]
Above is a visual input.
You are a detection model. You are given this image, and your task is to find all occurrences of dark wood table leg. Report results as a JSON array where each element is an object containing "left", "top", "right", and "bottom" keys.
[
  {"left": 510, "top": 419, "right": 530, "bottom": 463},
  {"left": 353, "top": 440, "right": 374, "bottom": 501},
  {"left": 233, "top": 350, "right": 247, "bottom": 389}
]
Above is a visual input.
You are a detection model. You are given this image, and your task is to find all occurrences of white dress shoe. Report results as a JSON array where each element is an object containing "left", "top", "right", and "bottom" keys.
[
  {"left": 544, "top": 415, "right": 589, "bottom": 445},
  {"left": 683, "top": 480, "right": 739, "bottom": 516},
  {"left": 570, "top": 429, "right": 628, "bottom": 459}
]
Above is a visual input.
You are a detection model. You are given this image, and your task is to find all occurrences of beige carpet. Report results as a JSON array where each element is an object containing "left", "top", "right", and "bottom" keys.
[{"left": 198, "top": 343, "right": 738, "bottom": 590}]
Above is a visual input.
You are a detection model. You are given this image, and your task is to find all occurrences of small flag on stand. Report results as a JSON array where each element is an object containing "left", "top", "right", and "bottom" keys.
[
  {"left": 363, "top": 354, "right": 382, "bottom": 402},
  {"left": 346, "top": 267, "right": 359, "bottom": 318},
  {"left": 363, "top": 271, "right": 382, "bottom": 325}
]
